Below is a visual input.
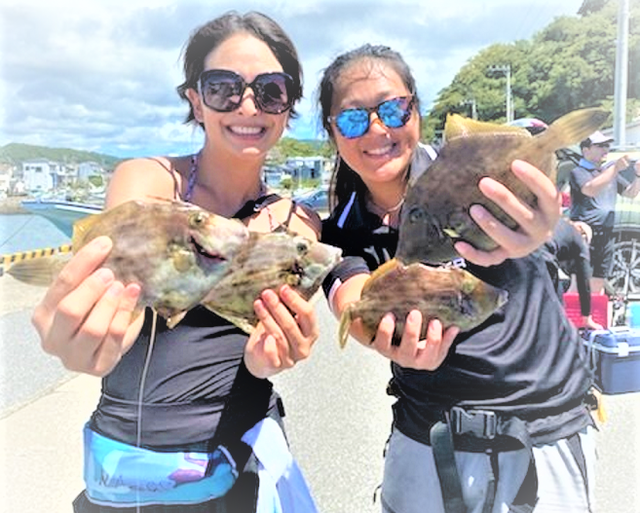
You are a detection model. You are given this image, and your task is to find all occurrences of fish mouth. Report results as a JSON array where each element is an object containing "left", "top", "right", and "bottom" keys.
[{"left": 190, "top": 235, "right": 226, "bottom": 264}]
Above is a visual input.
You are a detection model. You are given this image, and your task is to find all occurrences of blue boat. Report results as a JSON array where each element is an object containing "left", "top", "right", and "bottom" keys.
[{"left": 21, "top": 199, "right": 102, "bottom": 237}]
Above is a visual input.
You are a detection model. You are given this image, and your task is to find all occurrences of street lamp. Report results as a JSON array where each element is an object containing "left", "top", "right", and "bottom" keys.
[{"left": 487, "top": 64, "right": 513, "bottom": 123}]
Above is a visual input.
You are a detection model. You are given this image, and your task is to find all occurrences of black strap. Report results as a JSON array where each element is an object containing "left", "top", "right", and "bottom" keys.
[
  {"left": 233, "top": 193, "right": 282, "bottom": 220},
  {"left": 566, "top": 432, "right": 591, "bottom": 510},
  {"left": 429, "top": 409, "right": 540, "bottom": 513},
  {"left": 430, "top": 421, "right": 467, "bottom": 513}
]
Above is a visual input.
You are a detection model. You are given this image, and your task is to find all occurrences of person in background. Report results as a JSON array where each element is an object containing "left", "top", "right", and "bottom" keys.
[
  {"left": 319, "top": 44, "right": 595, "bottom": 513},
  {"left": 569, "top": 131, "right": 640, "bottom": 293},
  {"left": 543, "top": 217, "right": 604, "bottom": 330},
  {"left": 30, "top": 11, "right": 320, "bottom": 513}
]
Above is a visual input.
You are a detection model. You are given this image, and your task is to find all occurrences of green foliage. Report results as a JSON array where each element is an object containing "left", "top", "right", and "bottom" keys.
[
  {"left": 0, "top": 143, "right": 121, "bottom": 170},
  {"left": 269, "top": 137, "right": 333, "bottom": 164},
  {"left": 423, "top": 0, "right": 639, "bottom": 143}
]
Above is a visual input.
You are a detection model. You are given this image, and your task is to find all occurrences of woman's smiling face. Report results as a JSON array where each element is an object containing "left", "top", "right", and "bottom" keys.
[
  {"left": 188, "top": 33, "right": 290, "bottom": 160},
  {"left": 330, "top": 58, "right": 420, "bottom": 187}
]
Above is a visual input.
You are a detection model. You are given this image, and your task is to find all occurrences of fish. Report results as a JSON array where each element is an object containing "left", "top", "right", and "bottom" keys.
[
  {"left": 338, "top": 259, "right": 508, "bottom": 348},
  {"left": 201, "top": 230, "right": 342, "bottom": 333},
  {"left": 396, "top": 107, "right": 609, "bottom": 264},
  {"left": 6, "top": 199, "right": 251, "bottom": 327}
]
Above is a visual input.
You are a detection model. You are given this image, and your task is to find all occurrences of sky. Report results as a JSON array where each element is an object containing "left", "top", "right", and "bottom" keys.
[{"left": 0, "top": 0, "right": 586, "bottom": 158}]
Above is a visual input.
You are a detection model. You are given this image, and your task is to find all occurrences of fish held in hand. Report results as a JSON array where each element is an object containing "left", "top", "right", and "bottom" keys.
[
  {"left": 7, "top": 200, "right": 250, "bottom": 326},
  {"left": 202, "top": 231, "right": 342, "bottom": 333},
  {"left": 338, "top": 259, "right": 508, "bottom": 348},
  {"left": 396, "top": 107, "right": 608, "bottom": 264}
]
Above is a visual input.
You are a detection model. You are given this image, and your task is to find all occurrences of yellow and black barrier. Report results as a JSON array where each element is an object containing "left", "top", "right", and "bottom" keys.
[{"left": 0, "top": 244, "right": 73, "bottom": 277}]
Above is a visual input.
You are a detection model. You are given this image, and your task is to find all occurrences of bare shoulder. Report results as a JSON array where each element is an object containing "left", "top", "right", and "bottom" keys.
[{"left": 107, "top": 156, "right": 190, "bottom": 206}]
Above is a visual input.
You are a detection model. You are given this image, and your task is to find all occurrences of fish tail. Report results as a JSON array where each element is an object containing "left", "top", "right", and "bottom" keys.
[
  {"left": 338, "top": 306, "right": 354, "bottom": 349},
  {"left": 539, "top": 108, "right": 609, "bottom": 150},
  {"left": 5, "top": 254, "right": 68, "bottom": 287}
]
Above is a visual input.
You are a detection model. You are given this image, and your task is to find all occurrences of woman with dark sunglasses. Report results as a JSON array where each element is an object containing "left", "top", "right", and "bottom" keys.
[
  {"left": 319, "top": 44, "right": 595, "bottom": 513},
  {"left": 31, "top": 11, "right": 320, "bottom": 513}
]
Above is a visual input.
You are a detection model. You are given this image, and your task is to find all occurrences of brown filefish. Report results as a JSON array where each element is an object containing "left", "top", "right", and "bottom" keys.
[
  {"left": 7, "top": 199, "right": 251, "bottom": 327},
  {"left": 201, "top": 231, "right": 342, "bottom": 333},
  {"left": 338, "top": 259, "right": 508, "bottom": 348},
  {"left": 396, "top": 107, "right": 609, "bottom": 264}
]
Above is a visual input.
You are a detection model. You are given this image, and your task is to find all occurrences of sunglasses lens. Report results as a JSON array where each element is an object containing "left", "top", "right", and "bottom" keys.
[
  {"left": 254, "top": 73, "right": 294, "bottom": 114},
  {"left": 200, "top": 71, "right": 242, "bottom": 112},
  {"left": 378, "top": 98, "right": 411, "bottom": 128},
  {"left": 335, "top": 109, "right": 369, "bottom": 138}
]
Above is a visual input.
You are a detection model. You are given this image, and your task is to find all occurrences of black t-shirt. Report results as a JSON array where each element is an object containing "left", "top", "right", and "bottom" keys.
[{"left": 322, "top": 191, "right": 594, "bottom": 446}]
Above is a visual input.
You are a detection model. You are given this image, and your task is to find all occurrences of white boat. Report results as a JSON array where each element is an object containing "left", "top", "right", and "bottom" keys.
[{"left": 21, "top": 199, "right": 102, "bottom": 237}]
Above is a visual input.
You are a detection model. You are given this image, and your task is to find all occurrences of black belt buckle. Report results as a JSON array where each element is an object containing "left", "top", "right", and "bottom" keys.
[{"left": 450, "top": 407, "right": 497, "bottom": 440}]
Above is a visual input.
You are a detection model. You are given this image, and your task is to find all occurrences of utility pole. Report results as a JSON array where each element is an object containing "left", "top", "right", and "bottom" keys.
[
  {"left": 487, "top": 64, "right": 513, "bottom": 122},
  {"left": 613, "top": 0, "right": 629, "bottom": 148},
  {"left": 461, "top": 98, "right": 478, "bottom": 119}
]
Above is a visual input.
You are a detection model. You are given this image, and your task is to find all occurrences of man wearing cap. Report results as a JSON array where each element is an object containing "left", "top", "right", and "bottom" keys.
[{"left": 569, "top": 131, "right": 640, "bottom": 293}]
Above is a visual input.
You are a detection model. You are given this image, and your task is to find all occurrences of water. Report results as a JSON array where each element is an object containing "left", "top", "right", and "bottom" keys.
[{"left": 0, "top": 214, "right": 71, "bottom": 256}]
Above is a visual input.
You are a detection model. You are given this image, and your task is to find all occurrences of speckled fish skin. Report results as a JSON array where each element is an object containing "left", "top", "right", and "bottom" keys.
[
  {"left": 396, "top": 107, "right": 609, "bottom": 264},
  {"left": 338, "top": 259, "right": 508, "bottom": 348},
  {"left": 201, "top": 231, "right": 342, "bottom": 333},
  {"left": 7, "top": 200, "right": 251, "bottom": 324}
]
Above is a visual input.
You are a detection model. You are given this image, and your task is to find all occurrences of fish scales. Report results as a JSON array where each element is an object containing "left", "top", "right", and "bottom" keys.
[
  {"left": 202, "top": 231, "right": 342, "bottom": 334},
  {"left": 396, "top": 107, "right": 609, "bottom": 264},
  {"left": 338, "top": 259, "right": 508, "bottom": 348},
  {"left": 7, "top": 199, "right": 251, "bottom": 326}
]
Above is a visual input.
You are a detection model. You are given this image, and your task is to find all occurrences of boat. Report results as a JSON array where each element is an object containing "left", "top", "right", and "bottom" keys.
[{"left": 21, "top": 198, "right": 102, "bottom": 237}]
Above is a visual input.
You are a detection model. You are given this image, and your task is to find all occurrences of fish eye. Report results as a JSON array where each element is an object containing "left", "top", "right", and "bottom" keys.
[
  {"left": 295, "top": 239, "right": 309, "bottom": 254},
  {"left": 190, "top": 212, "right": 207, "bottom": 227},
  {"left": 409, "top": 207, "right": 425, "bottom": 223}
]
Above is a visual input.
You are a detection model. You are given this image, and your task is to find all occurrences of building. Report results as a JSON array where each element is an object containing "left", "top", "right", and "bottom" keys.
[
  {"left": 22, "top": 159, "right": 64, "bottom": 192},
  {"left": 602, "top": 117, "right": 640, "bottom": 149}
]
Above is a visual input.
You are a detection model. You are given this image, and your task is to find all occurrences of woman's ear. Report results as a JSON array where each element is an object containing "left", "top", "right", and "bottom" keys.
[{"left": 186, "top": 88, "right": 205, "bottom": 124}]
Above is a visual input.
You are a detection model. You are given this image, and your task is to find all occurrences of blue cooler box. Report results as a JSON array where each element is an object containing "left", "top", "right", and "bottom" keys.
[{"left": 583, "top": 327, "right": 640, "bottom": 394}]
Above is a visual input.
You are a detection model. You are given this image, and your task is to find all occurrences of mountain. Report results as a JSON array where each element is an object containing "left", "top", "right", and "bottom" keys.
[{"left": 0, "top": 143, "right": 122, "bottom": 170}]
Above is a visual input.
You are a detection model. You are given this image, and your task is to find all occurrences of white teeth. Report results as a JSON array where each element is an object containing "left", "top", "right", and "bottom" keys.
[
  {"left": 229, "top": 126, "right": 263, "bottom": 135},
  {"left": 367, "top": 144, "right": 393, "bottom": 156}
]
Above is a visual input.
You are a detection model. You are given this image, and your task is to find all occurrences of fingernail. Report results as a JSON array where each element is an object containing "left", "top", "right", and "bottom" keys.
[
  {"left": 95, "top": 268, "right": 114, "bottom": 284},
  {"left": 93, "top": 236, "right": 112, "bottom": 251},
  {"left": 469, "top": 204, "right": 487, "bottom": 220},
  {"left": 107, "top": 282, "right": 124, "bottom": 297}
]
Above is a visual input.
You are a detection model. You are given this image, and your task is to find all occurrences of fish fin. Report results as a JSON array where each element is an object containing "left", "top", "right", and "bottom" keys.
[
  {"left": 201, "top": 303, "right": 256, "bottom": 334},
  {"left": 363, "top": 259, "right": 401, "bottom": 294},
  {"left": 338, "top": 305, "right": 354, "bottom": 349},
  {"left": 165, "top": 311, "right": 188, "bottom": 329},
  {"left": 537, "top": 108, "right": 608, "bottom": 151},
  {"left": 445, "top": 113, "right": 529, "bottom": 141},
  {"left": 5, "top": 255, "right": 68, "bottom": 286}
]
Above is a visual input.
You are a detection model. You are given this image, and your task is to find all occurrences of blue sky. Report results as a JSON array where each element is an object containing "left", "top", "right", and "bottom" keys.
[{"left": 0, "top": 0, "right": 586, "bottom": 158}]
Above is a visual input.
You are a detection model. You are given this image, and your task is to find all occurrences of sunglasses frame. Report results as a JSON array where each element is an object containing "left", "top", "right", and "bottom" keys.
[
  {"left": 330, "top": 95, "right": 415, "bottom": 139},
  {"left": 198, "top": 69, "right": 295, "bottom": 114}
]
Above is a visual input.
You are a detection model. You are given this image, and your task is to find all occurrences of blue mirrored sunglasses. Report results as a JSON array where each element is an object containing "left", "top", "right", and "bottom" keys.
[{"left": 330, "top": 96, "right": 415, "bottom": 139}]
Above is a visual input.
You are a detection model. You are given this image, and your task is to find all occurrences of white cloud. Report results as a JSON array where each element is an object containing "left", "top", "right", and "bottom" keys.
[{"left": 0, "top": 0, "right": 584, "bottom": 156}]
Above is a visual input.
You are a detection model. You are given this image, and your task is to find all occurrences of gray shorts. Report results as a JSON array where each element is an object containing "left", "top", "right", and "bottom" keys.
[{"left": 381, "top": 426, "right": 595, "bottom": 513}]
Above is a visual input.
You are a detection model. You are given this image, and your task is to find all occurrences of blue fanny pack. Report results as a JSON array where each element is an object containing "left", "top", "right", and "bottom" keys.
[{"left": 83, "top": 425, "right": 237, "bottom": 507}]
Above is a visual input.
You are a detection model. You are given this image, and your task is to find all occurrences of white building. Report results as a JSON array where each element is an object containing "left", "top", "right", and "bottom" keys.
[
  {"left": 78, "top": 161, "right": 104, "bottom": 180},
  {"left": 22, "top": 159, "right": 62, "bottom": 192},
  {"left": 602, "top": 117, "right": 640, "bottom": 149}
]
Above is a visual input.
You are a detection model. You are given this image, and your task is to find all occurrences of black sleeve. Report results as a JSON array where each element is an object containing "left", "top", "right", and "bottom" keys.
[{"left": 321, "top": 256, "right": 370, "bottom": 298}]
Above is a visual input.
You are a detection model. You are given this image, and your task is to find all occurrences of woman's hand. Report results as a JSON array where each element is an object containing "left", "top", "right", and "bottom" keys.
[
  {"left": 357, "top": 312, "right": 458, "bottom": 371},
  {"left": 455, "top": 159, "right": 561, "bottom": 267},
  {"left": 31, "top": 236, "right": 142, "bottom": 376},
  {"left": 244, "top": 285, "right": 319, "bottom": 379}
]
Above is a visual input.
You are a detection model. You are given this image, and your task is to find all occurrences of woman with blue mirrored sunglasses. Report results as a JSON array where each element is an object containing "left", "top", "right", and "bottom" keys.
[
  {"left": 318, "top": 44, "right": 592, "bottom": 513},
  {"left": 330, "top": 96, "right": 415, "bottom": 138}
]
